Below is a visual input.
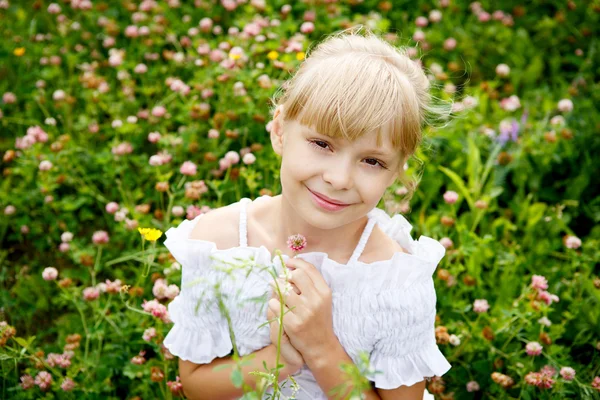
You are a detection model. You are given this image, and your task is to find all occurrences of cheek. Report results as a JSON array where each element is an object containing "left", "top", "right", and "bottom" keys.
[{"left": 356, "top": 172, "right": 392, "bottom": 203}]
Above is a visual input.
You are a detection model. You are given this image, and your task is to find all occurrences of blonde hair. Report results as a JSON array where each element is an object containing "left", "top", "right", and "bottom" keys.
[{"left": 271, "top": 26, "right": 448, "bottom": 201}]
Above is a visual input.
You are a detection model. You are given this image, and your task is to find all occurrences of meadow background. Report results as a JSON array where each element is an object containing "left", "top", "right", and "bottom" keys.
[{"left": 1, "top": 0, "right": 600, "bottom": 399}]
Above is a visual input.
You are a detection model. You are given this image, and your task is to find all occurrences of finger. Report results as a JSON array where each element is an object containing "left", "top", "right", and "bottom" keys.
[
  {"left": 268, "top": 298, "right": 300, "bottom": 326},
  {"left": 286, "top": 258, "right": 330, "bottom": 296},
  {"left": 286, "top": 268, "right": 317, "bottom": 298},
  {"left": 269, "top": 279, "right": 304, "bottom": 315},
  {"left": 270, "top": 275, "right": 300, "bottom": 295}
]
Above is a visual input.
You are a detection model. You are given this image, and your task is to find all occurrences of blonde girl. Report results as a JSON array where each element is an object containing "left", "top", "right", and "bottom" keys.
[{"left": 163, "top": 27, "right": 451, "bottom": 399}]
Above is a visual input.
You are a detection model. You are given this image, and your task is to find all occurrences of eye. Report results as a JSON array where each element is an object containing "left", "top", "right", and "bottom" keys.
[
  {"left": 308, "top": 139, "right": 331, "bottom": 151},
  {"left": 363, "top": 158, "right": 388, "bottom": 170}
]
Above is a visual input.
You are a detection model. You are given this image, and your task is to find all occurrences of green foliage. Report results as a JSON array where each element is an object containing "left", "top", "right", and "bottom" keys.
[{"left": 1, "top": 0, "right": 600, "bottom": 399}]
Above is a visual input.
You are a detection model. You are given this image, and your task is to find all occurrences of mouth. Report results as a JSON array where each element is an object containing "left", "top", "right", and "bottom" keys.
[{"left": 306, "top": 187, "right": 352, "bottom": 206}]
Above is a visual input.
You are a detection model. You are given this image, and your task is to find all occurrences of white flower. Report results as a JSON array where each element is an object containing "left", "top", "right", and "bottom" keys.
[
  {"left": 557, "top": 99, "right": 573, "bottom": 113},
  {"left": 449, "top": 334, "right": 461, "bottom": 346}
]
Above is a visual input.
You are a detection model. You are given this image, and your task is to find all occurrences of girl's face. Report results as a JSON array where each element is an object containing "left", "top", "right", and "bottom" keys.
[{"left": 271, "top": 114, "right": 401, "bottom": 230}]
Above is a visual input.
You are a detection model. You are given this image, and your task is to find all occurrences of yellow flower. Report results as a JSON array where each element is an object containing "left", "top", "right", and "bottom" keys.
[
  {"left": 229, "top": 53, "right": 241, "bottom": 60},
  {"left": 14, "top": 47, "right": 26, "bottom": 57},
  {"left": 296, "top": 52, "right": 305, "bottom": 61},
  {"left": 138, "top": 227, "right": 163, "bottom": 242},
  {"left": 267, "top": 50, "right": 279, "bottom": 60}
]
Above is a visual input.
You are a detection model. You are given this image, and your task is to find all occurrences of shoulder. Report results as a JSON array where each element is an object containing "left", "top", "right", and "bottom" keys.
[
  {"left": 359, "top": 224, "right": 407, "bottom": 264},
  {"left": 188, "top": 201, "right": 243, "bottom": 250}
]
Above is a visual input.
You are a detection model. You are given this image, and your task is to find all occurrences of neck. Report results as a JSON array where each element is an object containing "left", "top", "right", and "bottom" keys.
[{"left": 271, "top": 194, "right": 368, "bottom": 255}]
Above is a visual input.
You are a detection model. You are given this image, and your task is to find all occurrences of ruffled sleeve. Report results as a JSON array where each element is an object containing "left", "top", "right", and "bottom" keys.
[
  {"left": 161, "top": 215, "right": 271, "bottom": 364},
  {"left": 367, "top": 276, "right": 451, "bottom": 389}
]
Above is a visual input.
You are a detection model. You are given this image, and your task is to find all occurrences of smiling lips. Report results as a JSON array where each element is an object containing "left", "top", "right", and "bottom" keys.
[
  {"left": 307, "top": 187, "right": 352, "bottom": 211},
  {"left": 312, "top": 190, "right": 349, "bottom": 205}
]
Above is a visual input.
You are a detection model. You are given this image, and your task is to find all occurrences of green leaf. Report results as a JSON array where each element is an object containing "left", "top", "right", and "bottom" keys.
[
  {"left": 13, "top": 337, "right": 30, "bottom": 348},
  {"left": 213, "top": 364, "right": 233, "bottom": 372},
  {"left": 231, "top": 368, "right": 244, "bottom": 388}
]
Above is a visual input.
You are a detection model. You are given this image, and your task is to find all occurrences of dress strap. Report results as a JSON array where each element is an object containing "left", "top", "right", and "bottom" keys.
[
  {"left": 348, "top": 216, "right": 377, "bottom": 264},
  {"left": 238, "top": 198, "right": 252, "bottom": 247}
]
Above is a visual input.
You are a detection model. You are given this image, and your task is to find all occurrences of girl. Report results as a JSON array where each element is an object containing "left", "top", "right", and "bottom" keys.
[{"left": 163, "top": 27, "right": 451, "bottom": 399}]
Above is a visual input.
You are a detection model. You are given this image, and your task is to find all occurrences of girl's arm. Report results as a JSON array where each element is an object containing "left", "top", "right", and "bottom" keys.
[
  {"left": 307, "top": 342, "right": 426, "bottom": 400},
  {"left": 179, "top": 344, "right": 300, "bottom": 400}
]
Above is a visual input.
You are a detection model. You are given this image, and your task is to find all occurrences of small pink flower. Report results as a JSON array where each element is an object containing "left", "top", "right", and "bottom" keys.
[
  {"left": 219, "top": 158, "right": 231, "bottom": 171},
  {"left": 92, "top": 230, "right": 109, "bottom": 244},
  {"left": 473, "top": 299, "right": 489, "bottom": 313},
  {"left": 60, "top": 377, "right": 76, "bottom": 391},
  {"left": 134, "top": 63, "right": 148, "bottom": 74},
  {"left": 560, "top": 367, "right": 575, "bottom": 381},
  {"left": 208, "top": 129, "right": 219, "bottom": 139},
  {"left": 591, "top": 376, "right": 600, "bottom": 391},
  {"left": 541, "top": 365, "right": 557, "bottom": 377},
  {"left": 142, "top": 299, "right": 170, "bottom": 322},
  {"left": 4, "top": 205, "right": 16, "bottom": 215},
  {"left": 287, "top": 234, "right": 307, "bottom": 252},
  {"left": 3, "top": 92, "right": 17, "bottom": 104},
  {"left": 148, "top": 132, "right": 161, "bottom": 143},
  {"left": 525, "top": 341, "right": 543, "bottom": 356},
  {"left": 557, "top": 99, "right": 573, "bottom": 113},
  {"left": 466, "top": 380, "right": 480, "bottom": 392},
  {"left": 53, "top": 89, "right": 66, "bottom": 101},
  {"left": 172, "top": 205, "right": 184, "bottom": 217},
  {"left": 151, "top": 105, "right": 167, "bottom": 118},
  {"left": 242, "top": 153, "right": 256, "bottom": 165},
  {"left": 496, "top": 63, "right": 510, "bottom": 77},
  {"left": 564, "top": 235, "right": 581, "bottom": 249},
  {"left": 167, "top": 376, "right": 184, "bottom": 396},
  {"left": 125, "top": 25, "right": 139, "bottom": 38},
  {"left": 143, "top": 327, "right": 157, "bottom": 342},
  {"left": 531, "top": 275, "right": 548, "bottom": 290},
  {"left": 492, "top": 10, "right": 505, "bottom": 20},
  {"left": 429, "top": 10, "right": 442, "bottom": 23},
  {"left": 537, "top": 290, "right": 559, "bottom": 305},
  {"left": 83, "top": 287, "right": 100, "bottom": 301},
  {"left": 443, "top": 37, "right": 457, "bottom": 51},
  {"left": 439, "top": 237, "right": 453, "bottom": 249},
  {"left": 443, "top": 190, "right": 459, "bottom": 204},
  {"left": 105, "top": 202, "right": 119, "bottom": 214},
  {"left": 199, "top": 17, "right": 213, "bottom": 32},
  {"left": 34, "top": 371, "right": 52, "bottom": 391},
  {"left": 46, "top": 353, "right": 71, "bottom": 368},
  {"left": 225, "top": 151, "right": 240, "bottom": 164},
  {"left": 39, "top": 160, "right": 53, "bottom": 171},
  {"left": 179, "top": 161, "right": 197, "bottom": 176},
  {"left": 42, "top": 267, "right": 58, "bottom": 281},
  {"left": 300, "top": 21, "right": 314, "bottom": 34},
  {"left": 131, "top": 350, "right": 146, "bottom": 365},
  {"left": 105, "top": 279, "right": 123, "bottom": 294},
  {"left": 478, "top": 11, "right": 491, "bottom": 22},
  {"left": 61, "top": 232, "right": 73, "bottom": 242},
  {"left": 20, "top": 374, "right": 34, "bottom": 389},
  {"left": 500, "top": 95, "right": 521, "bottom": 112},
  {"left": 412, "top": 30, "right": 425, "bottom": 42},
  {"left": 415, "top": 16, "right": 429, "bottom": 27},
  {"left": 47, "top": 3, "right": 61, "bottom": 13}
]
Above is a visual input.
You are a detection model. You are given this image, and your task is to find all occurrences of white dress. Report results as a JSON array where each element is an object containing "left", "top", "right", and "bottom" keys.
[{"left": 163, "top": 196, "right": 451, "bottom": 399}]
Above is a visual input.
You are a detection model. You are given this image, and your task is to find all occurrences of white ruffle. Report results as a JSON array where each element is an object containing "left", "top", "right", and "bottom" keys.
[{"left": 369, "top": 342, "right": 452, "bottom": 389}]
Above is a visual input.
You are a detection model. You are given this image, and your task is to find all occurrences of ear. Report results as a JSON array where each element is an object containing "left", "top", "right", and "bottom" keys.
[{"left": 270, "top": 105, "right": 284, "bottom": 156}]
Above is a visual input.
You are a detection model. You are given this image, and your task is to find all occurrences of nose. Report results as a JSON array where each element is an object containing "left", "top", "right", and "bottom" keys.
[{"left": 322, "top": 157, "right": 354, "bottom": 191}]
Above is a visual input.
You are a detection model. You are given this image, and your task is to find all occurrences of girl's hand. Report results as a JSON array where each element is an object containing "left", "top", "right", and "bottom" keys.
[{"left": 267, "top": 258, "right": 337, "bottom": 366}]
